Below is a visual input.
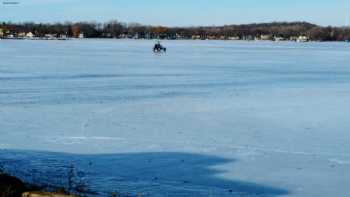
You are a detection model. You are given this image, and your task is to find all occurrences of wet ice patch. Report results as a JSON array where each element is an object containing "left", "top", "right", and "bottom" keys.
[
  {"left": 46, "top": 136, "right": 126, "bottom": 145},
  {"left": 329, "top": 159, "right": 350, "bottom": 165}
]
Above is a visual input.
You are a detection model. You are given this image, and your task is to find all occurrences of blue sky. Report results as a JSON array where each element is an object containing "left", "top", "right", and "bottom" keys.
[{"left": 0, "top": 0, "right": 349, "bottom": 26}]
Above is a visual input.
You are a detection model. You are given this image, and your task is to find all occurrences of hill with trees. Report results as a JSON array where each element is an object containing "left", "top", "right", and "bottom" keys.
[{"left": 1, "top": 21, "right": 350, "bottom": 41}]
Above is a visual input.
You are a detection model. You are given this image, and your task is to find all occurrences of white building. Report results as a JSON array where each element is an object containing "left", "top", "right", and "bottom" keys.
[
  {"left": 260, "top": 34, "right": 272, "bottom": 40},
  {"left": 26, "top": 32, "right": 34, "bottom": 39},
  {"left": 228, "top": 36, "right": 240, "bottom": 40},
  {"left": 274, "top": 37, "right": 285, "bottom": 42},
  {"left": 45, "top": 34, "right": 56, "bottom": 40},
  {"left": 297, "top": 35, "right": 309, "bottom": 42},
  {"left": 17, "top": 32, "right": 26, "bottom": 38}
]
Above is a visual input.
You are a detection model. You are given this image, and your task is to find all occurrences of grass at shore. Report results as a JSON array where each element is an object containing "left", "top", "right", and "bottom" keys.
[
  {"left": 0, "top": 173, "right": 74, "bottom": 197},
  {"left": 0, "top": 174, "right": 27, "bottom": 197}
]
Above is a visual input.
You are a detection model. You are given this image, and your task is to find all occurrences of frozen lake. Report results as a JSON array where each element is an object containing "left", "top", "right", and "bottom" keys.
[{"left": 1, "top": 39, "right": 350, "bottom": 196}]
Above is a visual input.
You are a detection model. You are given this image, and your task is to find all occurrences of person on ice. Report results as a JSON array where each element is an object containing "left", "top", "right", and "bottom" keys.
[{"left": 153, "top": 40, "right": 166, "bottom": 53}]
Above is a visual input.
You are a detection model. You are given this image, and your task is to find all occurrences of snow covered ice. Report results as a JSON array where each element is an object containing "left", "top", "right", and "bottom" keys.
[{"left": 1, "top": 39, "right": 350, "bottom": 196}]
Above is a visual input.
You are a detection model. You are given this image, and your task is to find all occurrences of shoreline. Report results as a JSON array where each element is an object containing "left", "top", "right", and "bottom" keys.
[{"left": 0, "top": 37, "right": 349, "bottom": 43}]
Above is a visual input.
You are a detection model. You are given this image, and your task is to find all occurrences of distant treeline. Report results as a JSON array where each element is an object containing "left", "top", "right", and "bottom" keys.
[{"left": 1, "top": 21, "right": 350, "bottom": 41}]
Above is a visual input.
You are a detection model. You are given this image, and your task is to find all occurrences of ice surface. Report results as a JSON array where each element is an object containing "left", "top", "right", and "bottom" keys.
[{"left": 1, "top": 40, "right": 350, "bottom": 196}]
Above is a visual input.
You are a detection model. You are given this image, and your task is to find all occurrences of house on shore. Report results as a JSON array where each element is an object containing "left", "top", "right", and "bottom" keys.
[
  {"left": 259, "top": 34, "right": 273, "bottom": 41},
  {"left": 228, "top": 36, "right": 240, "bottom": 40},
  {"left": 191, "top": 35, "right": 201, "bottom": 40},
  {"left": 242, "top": 35, "right": 254, "bottom": 41},
  {"left": 59, "top": 34, "right": 68, "bottom": 40},
  {"left": 44, "top": 34, "right": 56, "bottom": 40},
  {"left": 17, "top": 32, "right": 26, "bottom": 38},
  {"left": 219, "top": 35, "right": 226, "bottom": 40},
  {"left": 175, "top": 33, "right": 183, "bottom": 40},
  {"left": 0, "top": 28, "right": 4, "bottom": 38},
  {"left": 297, "top": 35, "right": 309, "bottom": 42},
  {"left": 26, "top": 32, "right": 34, "bottom": 39},
  {"left": 6, "top": 34, "right": 15, "bottom": 39},
  {"left": 207, "top": 35, "right": 217, "bottom": 40},
  {"left": 274, "top": 36, "right": 285, "bottom": 42}
]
